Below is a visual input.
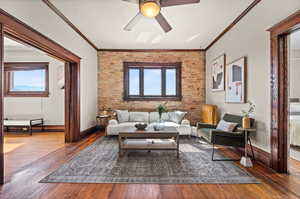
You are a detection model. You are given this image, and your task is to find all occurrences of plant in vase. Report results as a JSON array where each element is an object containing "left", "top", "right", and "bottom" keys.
[
  {"left": 241, "top": 101, "right": 255, "bottom": 129},
  {"left": 157, "top": 102, "right": 168, "bottom": 121},
  {"left": 155, "top": 102, "right": 168, "bottom": 130}
]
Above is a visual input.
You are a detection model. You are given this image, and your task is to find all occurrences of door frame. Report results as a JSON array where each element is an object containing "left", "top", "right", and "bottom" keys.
[
  {"left": 0, "top": 9, "right": 81, "bottom": 183},
  {"left": 269, "top": 10, "right": 300, "bottom": 173}
]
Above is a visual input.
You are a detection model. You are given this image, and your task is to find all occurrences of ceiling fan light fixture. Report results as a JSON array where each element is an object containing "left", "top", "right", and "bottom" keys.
[{"left": 140, "top": 1, "right": 161, "bottom": 18}]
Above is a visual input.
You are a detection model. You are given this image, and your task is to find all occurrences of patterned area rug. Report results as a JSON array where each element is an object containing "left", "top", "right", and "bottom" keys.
[{"left": 40, "top": 137, "right": 259, "bottom": 184}]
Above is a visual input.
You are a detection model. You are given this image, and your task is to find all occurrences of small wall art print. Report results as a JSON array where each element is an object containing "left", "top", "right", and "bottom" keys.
[{"left": 212, "top": 54, "right": 225, "bottom": 92}]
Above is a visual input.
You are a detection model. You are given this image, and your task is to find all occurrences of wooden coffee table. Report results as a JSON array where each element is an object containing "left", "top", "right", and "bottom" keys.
[{"left": 118, "top": 127, "right": 180, "bottom": 158}]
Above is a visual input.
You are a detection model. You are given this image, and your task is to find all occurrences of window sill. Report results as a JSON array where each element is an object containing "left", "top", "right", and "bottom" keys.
[{"left": 123, "top": 96, "right": 182, "bottom": 101}]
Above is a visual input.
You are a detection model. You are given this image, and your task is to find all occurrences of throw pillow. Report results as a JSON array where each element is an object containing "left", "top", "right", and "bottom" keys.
[
  {"left": 169, "top": 111, "right": 187, "bottom": 124},
  {"left": 116, "top": 110, "right": 129, "bottom": 123},
  {"left": 216, "top": 120, "right": 238, "bottom": 132}
]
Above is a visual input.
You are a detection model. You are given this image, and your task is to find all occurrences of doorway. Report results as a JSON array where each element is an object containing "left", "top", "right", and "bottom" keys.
[
  {"left": 0, "top": 9, "right": 81, "bottom": 183},
  {"left": 3, "top": 36, "right": 66, "bottom": 175},
  {"left": 288, "top": 30, "right": 300, "bottom": 174},
  {"left": 269, "top": 10, "right": 300, "bottom": 173}
]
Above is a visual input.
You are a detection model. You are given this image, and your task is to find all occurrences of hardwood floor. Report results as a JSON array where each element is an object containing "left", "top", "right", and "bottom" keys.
[
  {"left": 1, "top": 131, "right": 300, "bottom": 199},
  {"left": 289, "top": 158, "right": 300, "bottom": 176},
  {"left": 4, "top": 132, "right": 65, "bottom": 175}
]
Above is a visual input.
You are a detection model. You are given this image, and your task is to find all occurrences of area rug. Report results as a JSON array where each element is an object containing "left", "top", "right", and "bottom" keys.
[{"left": 40, "top": 137, "right": 259, "bottom": 184}]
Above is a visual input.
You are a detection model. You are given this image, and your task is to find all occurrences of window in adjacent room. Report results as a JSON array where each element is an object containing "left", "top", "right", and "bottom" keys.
[
  {"left": 4, "top": 62, "right": 49, "bottom": 97},
  {"left": 124, "top": 62, "right": 181, "bottom": 100}
]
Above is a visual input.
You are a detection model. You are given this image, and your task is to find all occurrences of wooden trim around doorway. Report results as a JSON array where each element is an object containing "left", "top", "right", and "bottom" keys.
[
  {"left": 268, "top": 10, "right": 300, "bottom": 173},
  {"left": 0, "top": 8, "right": 82, "bottom": 183}
]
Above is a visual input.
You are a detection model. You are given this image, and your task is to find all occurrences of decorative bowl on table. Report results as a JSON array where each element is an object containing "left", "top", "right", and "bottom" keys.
[{"left": 135, "top": 123, "right": 148, "bottom": 131}]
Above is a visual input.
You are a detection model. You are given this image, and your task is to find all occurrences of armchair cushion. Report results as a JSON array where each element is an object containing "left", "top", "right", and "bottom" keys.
[{"left": 211, "top": 129, "right": 244, "bottom": 137}]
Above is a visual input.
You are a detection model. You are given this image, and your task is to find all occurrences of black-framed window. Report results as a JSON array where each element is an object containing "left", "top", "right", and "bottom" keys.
[{"left": 123, "top": 62, "right": 182, "bottom": 101}]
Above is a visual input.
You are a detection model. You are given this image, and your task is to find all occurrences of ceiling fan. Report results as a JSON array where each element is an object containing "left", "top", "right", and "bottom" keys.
[{"left": 123, "top": 0, "right": 200, "bottom": 33}]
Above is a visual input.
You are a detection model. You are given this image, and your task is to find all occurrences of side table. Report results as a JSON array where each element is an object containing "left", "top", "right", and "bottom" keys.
[
  {"left": 96, "top": 115, "right": 110, "bottom": 131},
  {"left": 237, "top": 127, "right": 256, "bottom": 167}
]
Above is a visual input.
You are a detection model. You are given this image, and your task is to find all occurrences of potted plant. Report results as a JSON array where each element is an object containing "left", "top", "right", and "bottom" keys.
[
  {"left": 156, "top": 102, "right": 168, "bottom": 122},
  {"left": 242, "top": 101, "right": 255, "bottom": 129}
]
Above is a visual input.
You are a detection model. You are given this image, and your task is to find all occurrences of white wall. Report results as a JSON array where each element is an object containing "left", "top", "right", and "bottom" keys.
[
  {"left": 290, "top": 50, "right": 300, "bottom": 99},
  {"left": 0, "top": 0, "right": 98, "bottom": 131},
  {"left": 4, "top": 50, "right": 64, "bottom": 125},
  {"left": 206, "top": 0, "right": 300, "bottom": 152}
]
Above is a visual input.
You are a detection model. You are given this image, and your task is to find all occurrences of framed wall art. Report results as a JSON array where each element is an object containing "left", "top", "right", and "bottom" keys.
[
  {"left": 225, "top": 57, "right": 247, "bottom": 103},
  {"left": 212, "top": 54, "right": 226, "bottom": 92}
]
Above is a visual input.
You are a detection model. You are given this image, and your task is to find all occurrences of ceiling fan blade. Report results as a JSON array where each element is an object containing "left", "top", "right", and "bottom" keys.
[
  {"left": 155, "top": 13, "right": 172, "bottom": 33},
  {"left": 124, "top": 13, "right": 143, "bottom": 31},
  {"left": 122, "top": 0, "right": 139, "bottom": 4},
  {"left": 161, "top": 0, "right": 200, "bottom": 7}
]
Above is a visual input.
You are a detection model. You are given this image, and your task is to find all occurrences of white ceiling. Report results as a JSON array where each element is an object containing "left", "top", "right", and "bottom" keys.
[{"left": 50, "top": 0, "right": 254, "bottom": 49}]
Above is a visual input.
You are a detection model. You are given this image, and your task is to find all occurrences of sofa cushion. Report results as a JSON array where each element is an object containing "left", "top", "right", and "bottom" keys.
[
  {"left": 216, "top": 120, "right": 238, "bottom": 132},
  {"left": 129, "top": 112, "right": 149, "bottom": 123},
  {"left": 116, "top": 110, "right": 130, "bottom": 123},
  {"left": 169, "top": 111, "right": 187, "bottom": 124},
  {"left": 149, "top": 112, "right": 169, "bottom": 123},
  {"left": 148, "top": 121, "right": 179, "bottom": 129}
]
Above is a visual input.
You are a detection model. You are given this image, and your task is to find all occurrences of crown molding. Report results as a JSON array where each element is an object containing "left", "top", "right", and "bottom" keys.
[
  {"left": 98, "top": 49, "right": 205, "bottom": 52},
  {"left": 205, "top": 0, "right": 262, "bottom": 51},
  {"left": 42, "top": 0, "right": 98, "bottom": 51},
  {"left": 42, "top": 0, "right": 262, "bottom": 53}
]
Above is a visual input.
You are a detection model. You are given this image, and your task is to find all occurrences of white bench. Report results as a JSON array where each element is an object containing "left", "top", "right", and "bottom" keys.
[{"left": 4, "top": 116, "right": 44, "bottom": 135}]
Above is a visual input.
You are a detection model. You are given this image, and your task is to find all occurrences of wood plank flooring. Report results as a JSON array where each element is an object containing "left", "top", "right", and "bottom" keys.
[
  {"left": 1, "top": 131, "right": 300, "bottom": 199},
  {"left": 4, "top": 132, "right": 65, "bottom": 175}
]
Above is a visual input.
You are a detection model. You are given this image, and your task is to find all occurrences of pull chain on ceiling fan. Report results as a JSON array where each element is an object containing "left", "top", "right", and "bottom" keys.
[{"left": 123, "top": 0, "right": 200, "bottom": 33}]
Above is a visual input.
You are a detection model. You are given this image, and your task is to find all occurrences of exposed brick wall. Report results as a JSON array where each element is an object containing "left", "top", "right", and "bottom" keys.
[{"left": 98, "top": 51, "right": 206, "bottom": 124}]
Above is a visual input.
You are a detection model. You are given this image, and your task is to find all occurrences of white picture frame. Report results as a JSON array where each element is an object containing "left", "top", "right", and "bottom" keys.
[{"left": 225, "top": 57, "right": 247, "bottom": 103}]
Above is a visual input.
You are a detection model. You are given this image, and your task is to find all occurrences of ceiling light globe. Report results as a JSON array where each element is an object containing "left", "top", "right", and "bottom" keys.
[{"left": 140, "top": 2, "right": 160, "bottom": 18}]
